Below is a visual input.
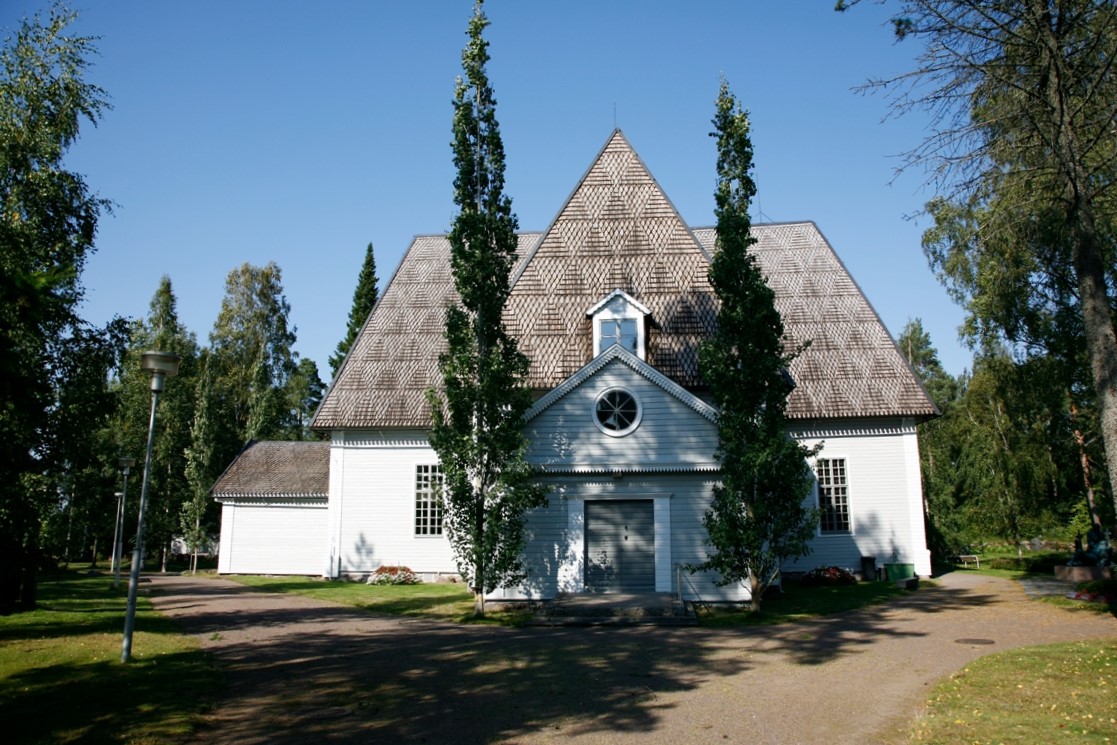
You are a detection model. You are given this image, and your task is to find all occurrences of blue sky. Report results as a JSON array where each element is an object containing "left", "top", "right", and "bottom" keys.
[{"left": 5, "top": 1, "right": 973, "bottom": 379}]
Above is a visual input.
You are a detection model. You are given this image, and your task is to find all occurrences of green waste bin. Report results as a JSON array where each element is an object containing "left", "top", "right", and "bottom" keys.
[{"left": 884, "top": 563, "right": 915, "bottom": 581}]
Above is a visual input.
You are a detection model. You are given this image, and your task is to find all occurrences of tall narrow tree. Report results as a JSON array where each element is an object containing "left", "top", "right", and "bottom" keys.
[
  {"left": 115, "top": 276, "right": 198, "bottom": 570},
  {"left": 428, "top": 0, "right": 546, "bottom": 618},
  {"left": 329, "top": 243, "right": 379, "bottom": 377},
  {"left": 183, "top": 351, "right": 219, "bottom": 574},
  {"left": 695, "top": 80, "right": 818, "bottom": 611}
]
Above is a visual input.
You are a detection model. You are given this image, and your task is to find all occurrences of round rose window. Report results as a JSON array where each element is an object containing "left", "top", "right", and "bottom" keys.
[{"left": 594, "top": 388, "right": 641, "bottom": 436}]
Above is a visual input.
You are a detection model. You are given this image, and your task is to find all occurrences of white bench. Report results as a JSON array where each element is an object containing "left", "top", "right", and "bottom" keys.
[{"left": 958, "top": 554, "right": 980, "bottom": 569}]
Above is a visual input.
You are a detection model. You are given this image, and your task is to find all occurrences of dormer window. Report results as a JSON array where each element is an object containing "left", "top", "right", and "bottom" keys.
[
  {"left": 587, "top": 290, "right": 650, "bottom": 360},
  {"left": 600, "top": 318, "right": 637, "bottom": 354}
]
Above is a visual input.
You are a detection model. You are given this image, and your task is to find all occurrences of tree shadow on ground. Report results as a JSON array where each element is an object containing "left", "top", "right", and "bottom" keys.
[{"left": 138, "top": 575, "right": 1013, "bottom": 744}]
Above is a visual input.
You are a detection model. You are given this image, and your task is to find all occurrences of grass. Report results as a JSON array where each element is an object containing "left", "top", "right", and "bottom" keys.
[
  {"left": 698, "top": 578, "right": 907, "bottom": 627},
  {"left": 228, "top": 575, "right": 533, "bottom": 624},
  {"left": 907, "top": 639, "right": 1117, "bottom": 744},
  {"left": 0, "top": 569, "right": 220, "bottom": 744}
]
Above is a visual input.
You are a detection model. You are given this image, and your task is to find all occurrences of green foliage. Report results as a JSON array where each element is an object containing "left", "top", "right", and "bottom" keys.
[
  {"left": 285, "top": 357, "right": 325, "bottom": 440},
  {"left": 695, "top": 78, "right": 819, "bottom": 612},
  {"left": 853, "top": 0, "right": 1117, "bottom": 529},
  {"left": 114, "top": 277, "right": 199, "bottom": 569},
  {"left": 0, "top": 4, "right": 112, "bottom": 609},
  {"left": 208, "top": 261, "right": 298, "bottom": 462},
  {"left": 428, "top": 0, "right": 546, "bottom": 617},
  {"left": 329, "top": 242, "right": 379, "bottom": 377}
]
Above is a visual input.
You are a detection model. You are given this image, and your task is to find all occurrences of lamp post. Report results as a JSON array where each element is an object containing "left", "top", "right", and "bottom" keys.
[
  {"left": 111, "top": 457, "right": 136, "bottom": 588},
  {"left": 122, "top": 351, "right": 180, "bottom": 663}
]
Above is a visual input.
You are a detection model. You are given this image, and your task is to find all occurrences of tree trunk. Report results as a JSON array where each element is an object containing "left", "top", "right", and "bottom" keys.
[
  {"left": 1070, "top": 403, "right": 1102, "bottom": 527},
  {"left": 1073, "top": 228, "right": 1117, "bottom": 529},
  {"left": 1034, "top": 0, "right": 1117, "bottom": 529},
  {"left": 749, "top": 571, "right": 761, "bottom": 613}
]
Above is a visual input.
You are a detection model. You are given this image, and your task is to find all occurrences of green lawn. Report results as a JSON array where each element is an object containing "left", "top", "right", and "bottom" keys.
[
  {"left": 229, "top": 575, "right": 533, "bottom": 623},
  {"left": 699, "top": 578, "right": 907, "bottom": 626},
  {"left": 0, "top": 570, "right": 220, "bottom": 744},
  {"left": 907, "top": 639, "right": 1117, "bottom": 744}
]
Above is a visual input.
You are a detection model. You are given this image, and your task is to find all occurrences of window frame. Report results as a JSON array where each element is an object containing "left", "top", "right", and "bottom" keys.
[
  {"left": 587, "top": 290, "right": 650, "bottom": 360},
  {"left": 815, "top": 457, "right": 851, "bottom": 534},
  {"left": 414, "top": 464, "right": 445, "bottom": 537},
  {"left": 593, "top": 386, "right": 643, "bottom": 437}
]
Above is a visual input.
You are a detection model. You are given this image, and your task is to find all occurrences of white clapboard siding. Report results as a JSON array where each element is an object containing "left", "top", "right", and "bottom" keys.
[
  {"left": 783, "top": 418, "right": 932, "bottom": 577},
  {"left": 327, "top": 431, "right": 456, "bottom": 577},
  {"left": 524, "top": 360, "right": 719, "bottom": 471},
  {"left": 217, "top": 502, "right": 327, "bottom": 575}
]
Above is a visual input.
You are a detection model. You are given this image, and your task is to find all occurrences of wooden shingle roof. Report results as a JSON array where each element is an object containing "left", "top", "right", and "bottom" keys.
[
  {"left": 210, "top": 440, "right": 329, "bottom": 499},
  {"left": 313, "top": 130, "right": 935, "bottom": 430}
]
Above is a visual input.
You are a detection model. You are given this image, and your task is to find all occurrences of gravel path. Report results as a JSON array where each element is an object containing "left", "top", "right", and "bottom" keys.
[{"left": 147, "top": 572, "right": 1115, "bottom": 744}]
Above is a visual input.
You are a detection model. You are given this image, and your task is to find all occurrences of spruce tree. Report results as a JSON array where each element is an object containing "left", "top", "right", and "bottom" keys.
[
  {"left": 428, "top": 0, "right": 546, "bottom": 617},
  {"left": 696, "top": 80, "right": 818, "bottom": 611},
  {"left": 329, "top": 243, "right": 379, "bottom": 377}
]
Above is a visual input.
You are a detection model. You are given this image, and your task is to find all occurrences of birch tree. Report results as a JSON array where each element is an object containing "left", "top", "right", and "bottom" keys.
[{"left": 839, "top": 0, "right": 1117, "bottom": 523}]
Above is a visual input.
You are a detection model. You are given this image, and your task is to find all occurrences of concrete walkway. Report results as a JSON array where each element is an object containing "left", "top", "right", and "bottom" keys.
[{"left": 147, "top": 572, "right": 1115, "bottom": 744}]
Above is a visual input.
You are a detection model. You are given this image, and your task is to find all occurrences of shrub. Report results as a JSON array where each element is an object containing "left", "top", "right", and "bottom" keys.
[
  {"left": 366, "top": 565, "right": 420, "bottom": 585},
  {"left": 987, "top": 553, "right": 1068, "bottom": 573},
  {"left": 798, "top": 565, "right": 857, "bottom": 587}
]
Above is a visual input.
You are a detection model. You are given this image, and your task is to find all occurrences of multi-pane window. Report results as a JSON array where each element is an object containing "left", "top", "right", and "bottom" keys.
[
  {"left": 599, "top": 318, "right": 638, "bottom": 355},
  {"left": 816, "top": 458, "right": 850, "bottom": 533},
  {"left": 415, "top": 464, "right": 444, "bottom": 536}
]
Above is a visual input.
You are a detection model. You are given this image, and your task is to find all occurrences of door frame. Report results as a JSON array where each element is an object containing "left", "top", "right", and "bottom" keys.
[{"left": 559, "top": 492, "right": 672, "bottom": 593}]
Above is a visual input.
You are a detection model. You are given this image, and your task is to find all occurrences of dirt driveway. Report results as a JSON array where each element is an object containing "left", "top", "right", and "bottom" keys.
[{"left": 147, "top": 572, "right": 1115, "bottom": 744}]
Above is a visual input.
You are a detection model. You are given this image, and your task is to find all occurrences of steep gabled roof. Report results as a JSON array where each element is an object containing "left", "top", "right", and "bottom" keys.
[
  {"left": 506, "top": 130, "right": 716, "bottom": 389},
  {"left": 313, "top": 131, "right": 935, "bottom": 430},
  {"left": 210, "top": 440, "right": 329, "bottom": 500},
  {"left": 313, "top": 233, "right": 538, "bottom": 429},
  {"left": 693, "top": 223, "right": 937, "bottom": 420}
]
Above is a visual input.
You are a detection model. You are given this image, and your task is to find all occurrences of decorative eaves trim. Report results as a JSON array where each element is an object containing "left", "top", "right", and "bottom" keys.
[
  {"left": 585, "top": 289, "right": 652, "bottom": 317},
  {"left": 525, "top": 344, "right": 718, "bottom": 423},
  {"left": 789, "top": 419, "right": 918, "bottom": 439},
  {"left": 214, "top": 494, "right": 327, "bottom": 505},
  {"left": 536, "top": 463, "right": 720, "bottom": 475}
]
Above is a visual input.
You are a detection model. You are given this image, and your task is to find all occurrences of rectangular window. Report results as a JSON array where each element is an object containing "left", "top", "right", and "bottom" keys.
[
  {"left": 816, "top": 458, "right": 850, "bottom": 533},
  {"left": 415, "top": 464, "right": 444, "bottom": 536},
  {"left": 599, "top": 318, "right": 638, "bottom": 354}
]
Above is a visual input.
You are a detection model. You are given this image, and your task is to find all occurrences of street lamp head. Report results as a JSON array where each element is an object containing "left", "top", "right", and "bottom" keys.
[
  {"left": 140, "top": 351, "right": 181, "bottom": 393},
  {"left": 115, "top": 491, "right": 124, "bottom": 498},
  {"left": 118, "top": 456, "right": 136, "bottom": 472}
]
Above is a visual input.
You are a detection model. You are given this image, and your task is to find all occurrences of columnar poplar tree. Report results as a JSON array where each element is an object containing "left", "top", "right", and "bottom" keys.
[
  {"left": 329, "top": 243, "right": 379, "bottom": 377},
  {"left": 696, "top": 80, "right": 818, "bottom": 612},
  {"left": 428, "top": 0, "right": 546, "bottom": 618}
]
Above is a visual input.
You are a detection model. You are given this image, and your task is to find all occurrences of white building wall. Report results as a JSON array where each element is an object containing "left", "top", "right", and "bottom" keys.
[
  {"left": 326, "top": 430, "right": 456, "bottom": 578},
  {"left": 784, "top": 419, "right": 932, "bottom": 578},
  {"left": 217, "top": 501, "right": 327, "bottom": 575},
  {"left": 523, "top": 363, "right": 720, "bottom": 470}
]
